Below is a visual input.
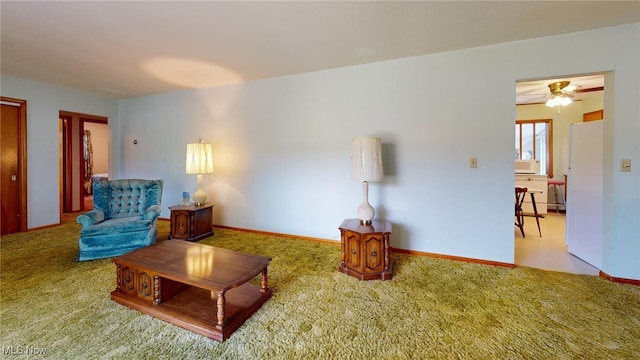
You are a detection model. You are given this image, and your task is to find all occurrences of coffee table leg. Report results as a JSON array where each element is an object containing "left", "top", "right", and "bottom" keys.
[
  {"left": 216, "top": 290, "right": 225, "bottom": 329},
  {"left": 260, "top": 268, "right": 269, "bottom": 293}
]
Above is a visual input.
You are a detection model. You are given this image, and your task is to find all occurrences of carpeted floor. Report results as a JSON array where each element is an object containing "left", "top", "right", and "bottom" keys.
[{"left": 1, "top": 219, "right": 639, "bottom": 359}]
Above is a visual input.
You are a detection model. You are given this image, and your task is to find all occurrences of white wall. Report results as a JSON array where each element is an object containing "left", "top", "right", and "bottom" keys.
[
  {"left": 3, "top": 23, "right": 637, "bottom": 280},
  {"left": 0, "top": 76, "right": 119, "bottom": 227},
  {"left": 116, "top": 24, "right": 638, "bottom": 279},
  {"left": 119, "top": 47, "right": 517, "bottom": 265}
]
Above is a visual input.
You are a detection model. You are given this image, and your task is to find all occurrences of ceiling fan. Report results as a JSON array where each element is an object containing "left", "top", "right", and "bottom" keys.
[
  {"left": 516, "top": 80, "right": 582, "bottom": 113},
  {"left": 517, "top": 75, "right": 605, "bottom": 105},
  {"left": 545, "top": 81, "right": 577, "bottom": 109}
]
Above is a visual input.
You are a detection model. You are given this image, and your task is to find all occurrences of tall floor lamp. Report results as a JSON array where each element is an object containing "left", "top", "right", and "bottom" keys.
[
  {"left": 351, "top": 137, "right": 384, "bottom": 224},
  {"left": 186, "top": 140, "right": 214, "bottom": 206}
]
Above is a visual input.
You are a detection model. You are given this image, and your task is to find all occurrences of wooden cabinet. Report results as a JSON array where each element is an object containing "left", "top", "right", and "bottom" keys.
[
  {"left": 339, "top": 219, "right": 392, "bottom": 281},
  {"left": 118, "top": 265, "right": 153, "bottom": 301},
  {"left": 169, "top": 203, "right": 214, "bottom": 241},
  {"left": 115, "top": 263, "right": 192, "bottom": 305},
  {"left": 515, "top": 175, "right": 548, "bottom": 215},
  {"left": 583, "top": 109, "right": 604, "bottom": 122}
]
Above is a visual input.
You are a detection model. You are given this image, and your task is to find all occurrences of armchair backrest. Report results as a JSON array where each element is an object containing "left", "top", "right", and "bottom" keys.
[{"left": 93, "top": 179, "right": 163, "bottom": 219}]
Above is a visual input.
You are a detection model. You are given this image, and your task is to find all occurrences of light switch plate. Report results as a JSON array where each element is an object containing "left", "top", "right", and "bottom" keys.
[{"left": 621, "top": 159, "right": 631, "bottom": 172}]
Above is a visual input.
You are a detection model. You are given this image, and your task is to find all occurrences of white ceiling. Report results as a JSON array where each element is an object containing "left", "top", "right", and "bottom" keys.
[{"left": 1, "top": 1, "right": 638, "bottom": 99}]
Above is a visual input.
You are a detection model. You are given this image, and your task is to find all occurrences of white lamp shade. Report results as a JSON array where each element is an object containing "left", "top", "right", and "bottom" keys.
[
  {"left": 351, "top": 137, "right": 383, "bottom": 181},
  {"left": 186, "top": 142, "right": 214, "bottom": 174}
]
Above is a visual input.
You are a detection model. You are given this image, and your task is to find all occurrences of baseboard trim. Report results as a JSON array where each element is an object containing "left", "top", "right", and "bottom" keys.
[
  {"left": 599, "top": 271, "right": 640, "bottom": 286},
  {"left": 391, "top": 247, "right": 517, "bottom": 268},
  {"left": 28, "top": 223, "right": 62, "bottom": 231},
  {"left": 212, "top": 224, "right": 339, "bottom": 245},
  {"left": 212, "top": 223, "right": 515, "bottom": 268},
  {"left": 163, "top": 219, "right": 639, "bottom": 285}
]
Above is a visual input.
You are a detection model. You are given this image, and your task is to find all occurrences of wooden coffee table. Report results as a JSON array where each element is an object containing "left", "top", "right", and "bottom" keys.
[{"left": 110, "top": 240, "right": 272, "bottom": 341}]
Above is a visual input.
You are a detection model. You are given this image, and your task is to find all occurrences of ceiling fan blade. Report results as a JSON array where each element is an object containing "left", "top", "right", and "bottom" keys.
[
  {"left": 563, "top": 84, "right": 579, "bottom": 92},
  {"left": 575, "top": 86, "right": 604, "bottom": 94},
  {"left": 522, "top": 95, "right": 547, "bottom": 104}
]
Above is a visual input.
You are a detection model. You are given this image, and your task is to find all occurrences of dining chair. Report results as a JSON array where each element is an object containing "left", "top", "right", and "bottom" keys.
[{"left": 515, "top": 187, "right": 528, "bottom": 237}]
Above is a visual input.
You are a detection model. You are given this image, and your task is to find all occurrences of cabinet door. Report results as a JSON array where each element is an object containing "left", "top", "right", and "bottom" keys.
[
  {"left": 137, "top": 271, "right": 154, "bottom": 302},
  {"left": 344, "top": 230, "right": 363, "bottom": 273},
  {"left": 121, "top": 266, "right": 137, "bottom": 296},
  {"left": 171, "top": 211, "right": 191, "bottom": 239},
  {"left": 362, "top": 234, "right": 383, "bottom": 273}
]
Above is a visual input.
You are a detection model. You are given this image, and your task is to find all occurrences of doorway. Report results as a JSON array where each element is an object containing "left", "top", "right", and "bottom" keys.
[
  {"left": 514, "top": 74, "right": 604, "bottom": 275},
  {"left": 59, "top": 111, "right": 108, "bottom": 214},
  {"left": 0, "top": 97, "right": 28, "bottom": 235}
]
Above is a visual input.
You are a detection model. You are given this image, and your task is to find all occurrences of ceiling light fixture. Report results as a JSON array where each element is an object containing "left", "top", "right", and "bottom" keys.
[{"left": 545, "top": 81, "right": 573, "bottom": 114}]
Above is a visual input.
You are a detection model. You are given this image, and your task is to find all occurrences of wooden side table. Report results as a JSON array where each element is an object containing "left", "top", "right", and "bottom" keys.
[
  {"left": 168, "top": 203, "right": 214, "bottom": 242},
  {"left": 339, "top": 218, "right": 392, "bottom": 281}
]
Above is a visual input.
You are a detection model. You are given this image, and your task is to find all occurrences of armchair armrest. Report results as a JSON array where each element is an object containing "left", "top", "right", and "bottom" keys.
[
  {"left": 143, "top": 205, "right": 162, "bottom": 221},
  {"left": 77, "top": 210, "right": 106, "bottom": 228}
]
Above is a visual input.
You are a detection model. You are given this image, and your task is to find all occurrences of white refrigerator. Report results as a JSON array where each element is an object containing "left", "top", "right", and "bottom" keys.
[{"left": 566, "top": 120, "right": 603, "bottom": 269}]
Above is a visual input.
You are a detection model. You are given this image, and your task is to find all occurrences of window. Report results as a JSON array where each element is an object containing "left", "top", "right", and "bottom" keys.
[{"left": 515, "top": 119, "right": 553, "bottom": 177}]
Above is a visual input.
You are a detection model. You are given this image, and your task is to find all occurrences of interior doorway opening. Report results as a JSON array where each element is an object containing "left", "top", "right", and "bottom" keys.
[
  {"left": 59, "top": 111, "right": 109, "bottom": 215},
  {"left": 514, "top": 73, "right": 605, "bottom": 275}
]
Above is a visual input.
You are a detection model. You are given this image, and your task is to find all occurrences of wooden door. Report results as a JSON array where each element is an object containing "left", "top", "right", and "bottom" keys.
[
  {"left": 60, "top": 115, "right": 74, "bottom": 213},
  {"left": 344, "top": 230, "right": 363, "bottom": 273},
  {"left": 362, "top": 234, "right": 383, "bottom": 273},
  {"left": 1, "top": 97, "right": 27, "bottom": 235},
  {"left": 171, "top": 210, "right": 191, "bottom": 239}
]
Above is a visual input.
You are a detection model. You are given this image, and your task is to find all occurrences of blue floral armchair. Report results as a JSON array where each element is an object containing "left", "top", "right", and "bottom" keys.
[{"left": 77, "top": 179, "right": 163, "bottom": 261}]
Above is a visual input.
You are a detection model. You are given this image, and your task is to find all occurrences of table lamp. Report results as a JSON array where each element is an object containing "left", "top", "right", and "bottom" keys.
[
  {"left": 186, "top": 140, "right": 214, "bottom": 206},
  {"left": 351, "top": 137, "right": 384, "bottom": 224}
]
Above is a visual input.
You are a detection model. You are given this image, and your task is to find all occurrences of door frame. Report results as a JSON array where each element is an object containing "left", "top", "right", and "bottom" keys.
[
  {"left": 1, "top": 96, "right": 28, "bottom": 232},
  {"left": 59, "top": 111, "right": 108, "bottom": 213},
  {"left": 513, "top": 72, "right": 606, "bottom": 273},
  {"left": 59, "top": 115, "right": 74, "bottom": 213}
]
